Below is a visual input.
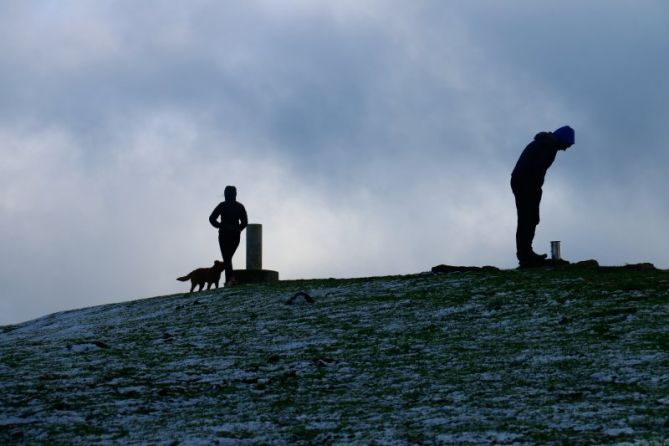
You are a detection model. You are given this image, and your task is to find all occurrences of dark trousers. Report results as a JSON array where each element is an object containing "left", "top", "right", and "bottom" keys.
[
  {"left": 511, "top": 179, "right": 542, "bottom": 261},
  {"left": 218, "top": 230, "right": 241, "bottom": 283}
]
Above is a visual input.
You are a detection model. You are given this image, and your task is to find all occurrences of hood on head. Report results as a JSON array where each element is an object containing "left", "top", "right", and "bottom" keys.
[
  {"left": 224, "top": 185, "right": 237, "bottom": 201},
  {"left": 553, "top": 125, "right": 575, "bottom": 147}
]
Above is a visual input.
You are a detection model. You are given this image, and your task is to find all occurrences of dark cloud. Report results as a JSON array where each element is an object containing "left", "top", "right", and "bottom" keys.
[
  {"left": 453, "top": 1, "right": 669, "bottom": 180},
  {"left": 1, "top": 1, "right": 668, "bottom": 325}
]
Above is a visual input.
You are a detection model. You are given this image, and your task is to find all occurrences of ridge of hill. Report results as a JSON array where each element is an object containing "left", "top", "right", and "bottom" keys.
[{"left": 2, "top": 266, "right": 669, "bottom": 444}]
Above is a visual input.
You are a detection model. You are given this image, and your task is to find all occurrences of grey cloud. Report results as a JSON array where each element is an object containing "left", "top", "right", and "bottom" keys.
[
  {"left": 452, "top": 1, "right": 669, "bottom": 181},
  {"left": 1, "top": 1, "right": 668, "bottom": 325}
]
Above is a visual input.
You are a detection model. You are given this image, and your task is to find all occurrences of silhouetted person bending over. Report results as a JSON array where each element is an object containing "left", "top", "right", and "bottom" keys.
[
  {"left": 511, "top": 126, "right": 575, "bottom": 267},
  {"left": 209, "top": 186, "right": 248, "bottom": 285}
]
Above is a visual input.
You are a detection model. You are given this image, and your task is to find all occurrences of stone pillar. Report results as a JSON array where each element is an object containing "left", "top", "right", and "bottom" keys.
[
  {"left": 246, "top": 224, "right": 262, "bottom": 270},
  {"left": 235, "top": 223, "right": 278, "bottom": 283}
]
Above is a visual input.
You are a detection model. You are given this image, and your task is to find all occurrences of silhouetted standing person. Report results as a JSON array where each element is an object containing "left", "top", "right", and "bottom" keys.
[
  {"left": 209, "top": 186, "right": 248, "bottom": 285},
  {"left": 511, "top": 126, "right": 575, "bottom": 267}
]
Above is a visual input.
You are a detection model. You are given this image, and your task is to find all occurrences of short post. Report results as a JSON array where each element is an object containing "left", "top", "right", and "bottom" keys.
[
  {"left": 246, "top": 224, "right": 262, "bottom": 270},
  {"left": 551, "top": 241, "right": 561, "bottom": 260},
  {"left": 234, "top": 223, "right": 278, "bottom": 283}
]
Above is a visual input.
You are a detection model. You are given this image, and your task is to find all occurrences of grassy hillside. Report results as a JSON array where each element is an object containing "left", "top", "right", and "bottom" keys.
[{"left": 2, "top": 266, "right": 669, "bottom": 444}]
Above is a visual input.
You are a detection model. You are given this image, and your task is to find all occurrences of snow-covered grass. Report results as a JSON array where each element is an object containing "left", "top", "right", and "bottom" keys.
[{"left": 1, "top": 267, "right": 669, "bottom": 444}]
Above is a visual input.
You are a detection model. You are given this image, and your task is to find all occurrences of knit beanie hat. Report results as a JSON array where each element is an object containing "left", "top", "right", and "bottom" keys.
[{"left": 553, "top": 126, "right": 575, "bottom": 146}]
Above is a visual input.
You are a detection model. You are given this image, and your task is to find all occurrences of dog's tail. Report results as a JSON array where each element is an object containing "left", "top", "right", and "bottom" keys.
[{"left": 176, "top": 274, "right": 191, "bottom": 282}]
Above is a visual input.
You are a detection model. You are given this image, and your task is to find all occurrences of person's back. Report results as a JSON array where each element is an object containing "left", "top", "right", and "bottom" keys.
[
  {"left": 211, "top": 200, "right": 247, "bottom": 231},
  {"left": 209, "top": 186, "right": 248, "bottom": 285},
  {"left": 511, "top": 132, "right": 560, "bottom": 188}
]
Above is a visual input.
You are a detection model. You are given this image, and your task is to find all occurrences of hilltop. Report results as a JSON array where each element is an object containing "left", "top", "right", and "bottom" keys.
[{"left": 1, "top": 265, "right": 669, "bottom": 444}]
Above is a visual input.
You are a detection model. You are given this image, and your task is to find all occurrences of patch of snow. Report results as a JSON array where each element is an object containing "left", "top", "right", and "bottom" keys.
[
  {"left": 434, "top": 303, "right": 479, "bottom": 318},
  {"left": 306, "top": 421, "right": 339, "bottom": 430},
  {"left": 530, "top": 354, "right": 580, "bottom": 365},
  {"left": 383, "top": 321, "right": 406, "bottom": 333},
  {"left": 215, "top": 421, "right": 278, "bottom": 434},
  {"left": 67, "top": 343, "right": 103, "bottom": 353},
  {"left": 604, "top": 427, "right": 634, "bottom": 436},
  {"left": 0, "top": 416, "right": 31, "bottom": 426},
  {"left": 437, "top": 431, "right": 522, "bottom": 443}
]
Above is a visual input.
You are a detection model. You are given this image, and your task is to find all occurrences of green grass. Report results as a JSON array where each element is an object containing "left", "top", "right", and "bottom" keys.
[{"left": 1, "top": 267, "right": 669, "bottom": 444}]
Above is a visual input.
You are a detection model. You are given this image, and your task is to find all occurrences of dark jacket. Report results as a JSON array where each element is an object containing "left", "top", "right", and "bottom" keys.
[
  {"left": 209, "top": 200, "right": 248, "bottom": 233},
  {"left": 511, "top": 132, "right": 561, "bottom": 189}
]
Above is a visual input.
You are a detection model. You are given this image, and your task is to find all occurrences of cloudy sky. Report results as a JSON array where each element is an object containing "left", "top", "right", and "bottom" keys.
[{"left": 1, "top": 0, "right": 668, "bottom": 325}]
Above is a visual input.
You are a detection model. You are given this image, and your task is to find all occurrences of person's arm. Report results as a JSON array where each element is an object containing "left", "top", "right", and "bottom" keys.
[
  {"left": 239, "top": 204, "right": 248, "bottom": 232},
  {"left": 209, "top": 204, "right": 222, "bottom": 229}
]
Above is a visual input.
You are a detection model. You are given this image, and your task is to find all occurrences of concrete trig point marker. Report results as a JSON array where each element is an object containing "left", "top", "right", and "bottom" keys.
[
  {"left": 246, "top": 224, "right": 263, "bottom": 270},
  {"left": 551, "top": 241, "right": 561, "bottom": 260},
  {"left": 234, "top": 223, "right": 279, "bottom": 283}
]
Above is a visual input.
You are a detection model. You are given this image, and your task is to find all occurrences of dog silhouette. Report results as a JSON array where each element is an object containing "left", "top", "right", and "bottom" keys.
[{"left": 177, "top": 260, "right": 226, "bottom": 292}]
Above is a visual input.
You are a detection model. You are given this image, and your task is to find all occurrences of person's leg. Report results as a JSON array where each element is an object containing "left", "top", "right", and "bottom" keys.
[
  {"left": 514, "top": 186, "right": 542, "bottom": 263},
  {"left": 515, "top": 197, "right": 532, "bottom": 261},
  {"left": 528, "top": 188, "right": 542, "bottom": 256},
  {"left": 218, "top": 232, "right": 232, "bottom": 283},
  {"left": 220, "top": 230, "right": 240, "bottom": 284}
]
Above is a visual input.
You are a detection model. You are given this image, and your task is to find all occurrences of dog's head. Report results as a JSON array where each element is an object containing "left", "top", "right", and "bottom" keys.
[{"left": 213, "top": 260, "right": 225, "bottom": 271}]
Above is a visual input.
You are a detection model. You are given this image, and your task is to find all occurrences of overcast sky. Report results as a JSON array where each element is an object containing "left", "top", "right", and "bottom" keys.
[{"left": 1, "top": 0, "right": 668, "bottom": 325}]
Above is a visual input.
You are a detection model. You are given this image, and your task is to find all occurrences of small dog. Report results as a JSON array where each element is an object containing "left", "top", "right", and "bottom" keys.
[{"left": 177, "top": 260, "right": 225, "bottom": 292}]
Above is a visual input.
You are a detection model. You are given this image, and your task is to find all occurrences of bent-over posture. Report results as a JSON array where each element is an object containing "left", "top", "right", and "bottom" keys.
[
  {"left": 511, "top": 126, "right": 575, "bottom": 267},
  {"left": 209, "top": 185, "right": 248, "bottom": 284}
]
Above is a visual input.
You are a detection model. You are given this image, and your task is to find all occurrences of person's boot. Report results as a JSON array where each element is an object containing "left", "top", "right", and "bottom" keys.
[
  {"left": 518, "top": 251, "right": 547, "bottom": 268},
  {"left": 530, "top": 252, "right": 548, "bottom": 260}
]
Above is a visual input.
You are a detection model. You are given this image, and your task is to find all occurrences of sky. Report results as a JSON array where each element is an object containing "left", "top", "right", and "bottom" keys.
[{"left": 1, "top": 0, "right": 668, "bottom": 325}]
